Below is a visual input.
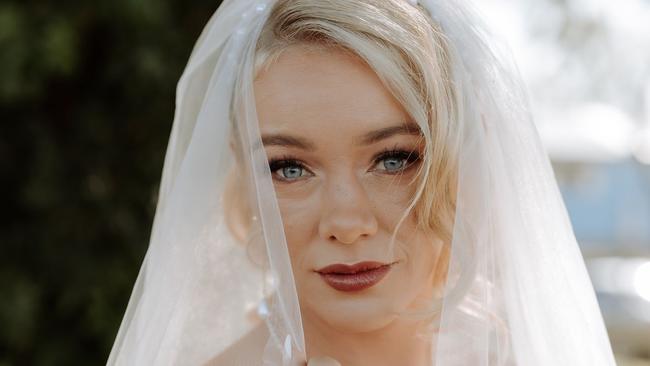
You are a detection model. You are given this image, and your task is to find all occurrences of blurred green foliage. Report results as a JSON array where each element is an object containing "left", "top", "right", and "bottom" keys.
[{"left": 0, "top": 0, "right": 221, "bottom": 364}]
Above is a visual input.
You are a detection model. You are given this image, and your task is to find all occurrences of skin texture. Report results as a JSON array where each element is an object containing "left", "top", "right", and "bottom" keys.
[{"left": 253, "top": 45, "right": 443, "bottom": 366}]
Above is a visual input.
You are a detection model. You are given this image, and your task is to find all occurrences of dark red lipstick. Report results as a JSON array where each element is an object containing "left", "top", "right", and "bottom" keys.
[{"left": 316, "top": 261, "right": 393, "bottom": 292}]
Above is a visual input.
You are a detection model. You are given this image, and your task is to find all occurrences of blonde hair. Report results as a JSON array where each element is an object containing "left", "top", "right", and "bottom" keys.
[
  {"left": 260, "top": 0, "right": 458, "bottom": 235},
  {"left": 226, "top": 0, "right": 460, "bottom": 290}
]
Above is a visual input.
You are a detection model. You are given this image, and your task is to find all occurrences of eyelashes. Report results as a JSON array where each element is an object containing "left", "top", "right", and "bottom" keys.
[
  {"left": 268, "top": 157, "right": 311, "bottom": 181},
  {"left": 267, "top": 148, "right": 421, "bottom": 182},
  {"left": 372, "top": 149, "right": 421, "bottom": 173}
]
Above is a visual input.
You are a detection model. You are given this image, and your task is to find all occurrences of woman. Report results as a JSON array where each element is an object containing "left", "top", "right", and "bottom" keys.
[{"left": 107, "top": 0, "right": 616, "bottom": 365}]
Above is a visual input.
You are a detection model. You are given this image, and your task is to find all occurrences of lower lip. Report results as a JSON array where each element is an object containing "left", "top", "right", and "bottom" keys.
[{"left": 318, "top": 265, "right": 392, "bottom": 292}]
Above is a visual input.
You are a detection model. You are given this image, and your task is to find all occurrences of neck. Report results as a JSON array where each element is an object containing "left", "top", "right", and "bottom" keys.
[{"left": 303, "top": 310, "right": 435, "bottom": 366}]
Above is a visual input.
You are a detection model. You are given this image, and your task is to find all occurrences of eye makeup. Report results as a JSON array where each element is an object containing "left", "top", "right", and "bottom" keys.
[
  {"left": 268, "top": 156, "right": 313, "bottom": 182},
  {"left": 267, "top": 144, "right": 421, "bottom": 183},
  {"left": 370, "top": 148, "right": 421, "bottom": 174}
]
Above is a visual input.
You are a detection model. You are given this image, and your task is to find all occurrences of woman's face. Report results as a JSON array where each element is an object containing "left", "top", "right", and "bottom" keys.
[{"left": 254, "top": 46, "right": 440, "bottom": 333}]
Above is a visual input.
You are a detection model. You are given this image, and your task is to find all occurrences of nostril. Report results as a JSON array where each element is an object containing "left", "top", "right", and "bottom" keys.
[{"left": 318, "top": 202, "right": 379, "bottom": 244}]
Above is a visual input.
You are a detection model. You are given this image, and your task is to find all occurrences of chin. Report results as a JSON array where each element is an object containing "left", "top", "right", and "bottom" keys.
[
  {"left": 299, "top": 276, "right": 409, "bottom": 333},
  {"left": 306, "top": 297, "right": 400, "bottom": 333}
]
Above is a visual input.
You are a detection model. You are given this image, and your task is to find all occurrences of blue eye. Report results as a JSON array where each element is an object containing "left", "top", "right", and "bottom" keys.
[
  {"left": 382, "top": 156, "right": 406, "bottom": 171},
  {"left": 269, "top": 159, "right": 309, "bottom": 181},
  {"left": 281, "top": 165, "right": 304, "bottom": 179},
  {"left": 373, "top": 150, "right": 420, "bottom": 173}
]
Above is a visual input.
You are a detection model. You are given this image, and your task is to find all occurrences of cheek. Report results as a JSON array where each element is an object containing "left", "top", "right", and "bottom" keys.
[
  {"left": 411, "top": 236, "right": 438, "bottom": 279},
  {"left": 276, "top": 196, "right": 320, "bottom": 270},
  {"left": 395, "top": 223, "right": 441, "bottom": 292},
  {"left": 363, "top": 173, "right": 419, "bottom": 221}
]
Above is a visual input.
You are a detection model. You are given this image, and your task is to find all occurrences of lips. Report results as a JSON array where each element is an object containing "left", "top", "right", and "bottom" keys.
[{"left": 316, "top": 261, "right": 394, "bottom": 292}]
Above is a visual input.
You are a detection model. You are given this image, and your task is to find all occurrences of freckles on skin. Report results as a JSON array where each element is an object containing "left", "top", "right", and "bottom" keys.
[
  {"left": 253, "top": 45, "right": 440, "bottom": 333},
  {"left": 279, "top": 194, "right": 321, "bottom": 271},
  {"left": 254, "top": 47, "right": 411, "bottom": 148}
]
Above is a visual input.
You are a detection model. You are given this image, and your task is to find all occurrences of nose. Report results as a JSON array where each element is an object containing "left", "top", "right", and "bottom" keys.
[{"left": 318, "top": 176, "right": 378, "bottom": 244}]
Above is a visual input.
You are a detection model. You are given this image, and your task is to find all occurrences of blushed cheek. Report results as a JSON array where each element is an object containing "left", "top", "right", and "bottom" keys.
[
  {"left": 276, "top": 197, "right": 319, "bottom": 271},
  {"left": 397, "top": 220, "right": 439, "bottom": 286},
  {"left": 412, "top": 233, "right": 441, "bottom": 297},
  {"left": 364, "top": 175, "right": 419, "bottom": 225}
]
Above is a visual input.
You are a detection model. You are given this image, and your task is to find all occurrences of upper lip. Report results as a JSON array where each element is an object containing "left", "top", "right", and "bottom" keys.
[{"left": 316, "top": 261, "right": 394, "bottom": 274}]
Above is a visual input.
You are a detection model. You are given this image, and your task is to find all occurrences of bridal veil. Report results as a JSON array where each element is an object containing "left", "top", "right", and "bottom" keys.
[{"left": 107, "top": 0, "right": 616, "bottom": 364}]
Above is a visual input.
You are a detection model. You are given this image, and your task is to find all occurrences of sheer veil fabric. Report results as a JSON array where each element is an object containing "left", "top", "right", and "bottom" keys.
[{"left": 107, "top": 0, "right": 617, "bottom": 365}]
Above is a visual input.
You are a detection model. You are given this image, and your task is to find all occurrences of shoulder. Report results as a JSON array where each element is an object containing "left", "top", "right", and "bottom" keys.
[{"left": 204, "top": 323, "right": 269, "bottom": 366}]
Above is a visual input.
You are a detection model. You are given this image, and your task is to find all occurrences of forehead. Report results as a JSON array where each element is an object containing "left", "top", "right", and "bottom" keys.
[{"left": 253, "top": 45, "right": 409, "bottom": 140}]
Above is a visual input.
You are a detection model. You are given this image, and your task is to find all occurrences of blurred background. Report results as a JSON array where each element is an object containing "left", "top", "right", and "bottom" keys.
[
  {"left": 0, "top": 0, "right": 648, "bottom": 365},
  {"left": 0, "top": 1, "right": 217, "bottom": 364},
  {"left": 477, "top": 0, "right": 650, "bottom": 364}
]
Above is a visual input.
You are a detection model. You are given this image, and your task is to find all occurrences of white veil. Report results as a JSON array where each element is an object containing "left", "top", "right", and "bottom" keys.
[{"left": 107, "top": 0, "right": 617, "bottom": 365}]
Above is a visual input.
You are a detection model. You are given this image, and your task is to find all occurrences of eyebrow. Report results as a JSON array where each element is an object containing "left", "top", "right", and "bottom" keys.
[
  {"left": 261, "top": 134, "right": 316, "bottom": 151},
  {"left": 357, "top": 122, "right": 422, "bottom": 145},
  {"left": 260, "top": 122, "right": 422, "bottom": 150}
]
